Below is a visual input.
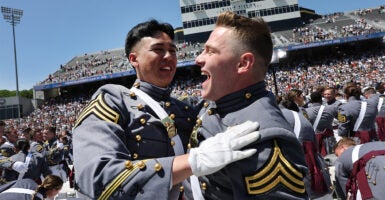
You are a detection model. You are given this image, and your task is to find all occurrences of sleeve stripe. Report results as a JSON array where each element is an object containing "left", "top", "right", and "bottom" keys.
[
  {"left": 244, "top": 140, "right": 305, "bottom": 194},
  {"left": 75, "top": 93, "right": 119, "bottom": 128},
  {"left": 98, "top": 161, "right": 146, "bottom": 200}
]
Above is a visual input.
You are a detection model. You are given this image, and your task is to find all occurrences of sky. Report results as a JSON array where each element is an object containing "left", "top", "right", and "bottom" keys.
[{"left": 0, "top": 0, "right": 384, "bottom": 91}]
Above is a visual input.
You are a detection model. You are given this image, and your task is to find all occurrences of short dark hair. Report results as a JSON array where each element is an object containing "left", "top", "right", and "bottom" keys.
[
  {"left": 0, "top": 120, "right": 5, "bottom": 126},
  {"left": 310, "top": 91, "right": 323, "bottom": 103},
  {"left": 125, "top": 19, "right": 174, "bottom": 57}
]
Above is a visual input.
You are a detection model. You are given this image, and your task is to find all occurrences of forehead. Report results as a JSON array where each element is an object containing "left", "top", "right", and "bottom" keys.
[
  {"left": 206, "top": 26, "right": 233, "bottom": 48},
  {"left": 137, "top": 31, "right": 175, "bottom": 48}
]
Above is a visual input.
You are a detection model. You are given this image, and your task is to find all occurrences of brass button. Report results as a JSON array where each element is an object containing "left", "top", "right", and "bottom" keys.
[
  {"left": 171, "top": 140, "right": 175, "bottom": 146},
  {"left": 129, "top": 92, "right": 136, "bottom": 97},
  {"left": 203, "top": 102, "right": 209, "bottom": 108},
  {"left": 133, "top": 82, "right": 140, "bottom": 87},
  {"left": 125, "top": 160, "right": 133, "bottom": 169},
  {"left": 165, "top": 102, "right": 171, "bottom": 107},
  {"left": 132, "top": 153, "right": 138, "bottom": 159},
  {"left": 137, "top": 104, "right": 143, "bottom": 110},
  {"left": 207, "top": 109, "right": 213, "bottom": 115},
  {"left": 187, "top": 143, "right": 191, "bottom": 149},
  {"left": 170, "top": 114, "right": 175, "bottom": 119},
  {"left": 154, "top": 163, "right": 162, "bottom": 171},
  {"left": 179, "top": 186, "right": 184, "bottom": 192},
  {"left": 196, "top": 119, "right": 202, "bottom": 126},
  {"left": 201, "top": 182, "right": 207, "bottom": 190},
  {"left": 185, "top": 106, "right": 189, "bottom": 110},
  {"left": 135, "top": 135, "right": 142, "bottom": 142},
  {"left": 138, "top": 161, "right": 146, "bottom": 169},
  {"left": 187, "top": 117, "right": 191, "bottom": 122},
  {"left": 140, "top": 118, "right": 146, "bottom": 125},
  {"left": 245, "top": 92, "right": 252, "bottom": 99}
]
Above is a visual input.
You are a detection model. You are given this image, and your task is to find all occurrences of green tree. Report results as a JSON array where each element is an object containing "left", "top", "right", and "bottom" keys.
[{"left": 0, "top": 89, "right": 33, "bottom": 98}]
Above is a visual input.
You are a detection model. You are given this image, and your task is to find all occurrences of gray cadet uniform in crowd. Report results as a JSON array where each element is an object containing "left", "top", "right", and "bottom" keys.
[
  {"left": 0, "top": 141, "right": 16, "bottom": 158},
  {"left": 280, "top": 105, "right": 332, "bottom": 199},
  {"left": 0, "top": 178, "right": 42, "bottom": 200},
  {"left": 43, "top": 136, "right": 69, "bottom": 182},
  {"left": 306, "top": 102, "right": 336, "bottom": 156},
  {"left": 334, "top": 141, "right": 385, "bottom": 199},
  {"left": 338, "top": 96, "right": 378, "bottom": 143},
  {"left": 73, "top": 80, "right": 198, "bottom": 199},
  {"left": 325, "top": 97, "right": 342, "bottom": 119},
  {"left": 369, "top": 93, "right": 385, "bottom": 141},
  {"left": 190, "top": 82, "right": 308, "bottom": 200},
  {"left": 9, "top": 144, "right": 50, "bottom": 184}
]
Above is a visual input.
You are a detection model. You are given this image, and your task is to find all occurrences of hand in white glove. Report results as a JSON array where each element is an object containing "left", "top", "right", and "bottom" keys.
[
  {"left": 56, "top": 142, "right": 64, "bottom": 149},
  {"left": 12, "top": 161, "right": 28, "bottom": 174},
  {"left": 188, "top": 121, "right": 260, "bottom": 177}
]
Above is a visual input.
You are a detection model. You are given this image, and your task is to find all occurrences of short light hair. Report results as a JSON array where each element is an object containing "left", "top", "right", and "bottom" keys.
[{"left": 215, "top": 11, "right": 273, "bottom": 69}]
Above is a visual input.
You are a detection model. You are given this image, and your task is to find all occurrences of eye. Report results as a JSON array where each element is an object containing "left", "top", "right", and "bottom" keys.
[{"left": 152, "top": 48, "right": 165, "bottom": 54}]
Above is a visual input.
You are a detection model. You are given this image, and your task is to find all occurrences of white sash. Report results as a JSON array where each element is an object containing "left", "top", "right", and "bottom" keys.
[
  {"left": 378, "top": 97, "right": 384, "bottom": 113},
  {"left": 189, "top": 107, "right": 212, "bottom": 200},
  {"left": 291, "top": 111, "right": 301, "bottom": 138},
  {"left": 18, "top": 152, "right": 32, "bottom": 180},
  {"left": 2, "top": 188, "right": 43, "bottom": 199},
  {"left": 353, "top": 101, "right": 367, "bottom": 132},
  {"left": 351, "top": 144, "right": 363, "bottom": 200},
  {"left": 313, "top": 105, "right": 325, "bottom": 131},
  {"left": 130, "top": 87, "right": 184, "bottom": 156}
]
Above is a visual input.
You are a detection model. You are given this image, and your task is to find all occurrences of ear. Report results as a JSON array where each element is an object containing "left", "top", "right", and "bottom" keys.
[
  {"left": 237, "top": 52, "right": 254, "bottom": 74},
  {"left": 128, "top": 52, "right": 138, "bottom": 68}
]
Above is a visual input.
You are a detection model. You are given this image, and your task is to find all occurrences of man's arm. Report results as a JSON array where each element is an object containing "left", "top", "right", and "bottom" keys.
[{"left": 172, "top": 121, "right": 260, "bottom": 185}]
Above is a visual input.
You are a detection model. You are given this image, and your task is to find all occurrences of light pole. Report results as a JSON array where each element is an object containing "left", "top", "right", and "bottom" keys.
[
  {"left": 1, "top": 6, "right": 23, "bottom": 122},
  {"left": 270, "top": 49, "right": 287, "bottom": 96}
]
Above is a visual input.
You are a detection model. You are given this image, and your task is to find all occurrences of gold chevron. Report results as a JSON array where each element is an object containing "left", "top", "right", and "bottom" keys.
[
  {"left": 245, "top": 140, "right": 305, "bottom": 195},
  {"left": 75, "top": 93, "right": 119, "bottom": 127},
  {"left": 98, "top": 160, "right": 148, "bottom": 200}
]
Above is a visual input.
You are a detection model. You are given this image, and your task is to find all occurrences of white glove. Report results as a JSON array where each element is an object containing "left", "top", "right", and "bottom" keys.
[
  {"left": 12, "top": 161, "right": 28, "bottom": 174},
  {"left": 56, "top": 142, "right": 64, "bottom": 149},
  {"left": 188, "top": 121, "right": 260, "bottom": 177}
]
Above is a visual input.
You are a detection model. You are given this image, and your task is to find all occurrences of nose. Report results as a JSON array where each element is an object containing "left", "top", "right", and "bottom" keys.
[{"left": 195, "top": 53, "right": 204, "bottom": 67}]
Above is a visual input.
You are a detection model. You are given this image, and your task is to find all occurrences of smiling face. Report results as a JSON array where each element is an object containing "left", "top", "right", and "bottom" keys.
[
  {"left": 323, "top": 88, "right": 335, "bottom": 103},
  {"left": 129, "top": 31, "right": 177, "bottom": 88},
  {"left": 195, "top": 27, "right": 242, "bottom": 101}
]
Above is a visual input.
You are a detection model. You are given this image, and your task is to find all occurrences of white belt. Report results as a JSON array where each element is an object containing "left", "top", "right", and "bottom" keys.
[{"left": 2, "top": 188, "right": 43, "bottom": 199}]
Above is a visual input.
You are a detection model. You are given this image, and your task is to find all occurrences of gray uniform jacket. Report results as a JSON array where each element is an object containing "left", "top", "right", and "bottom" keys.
[
  {"left": 73, "top": 80, "right": 198, "bottom": 199},
  {"left": 8, "top": 151, "right": 50, "bottom": 182},
  {"left": 0, "top": 178, "right": 40, "bottom": 200},
  {"left": 334, "top": 141, "right": 385, "bottom": 198},
  {"left": 280, "top": 107, "right": 315, "bottom": 143},
  {"left": 43, "top": 139, "right": 67, "bottom": 166},
  {"left": 337, "top": 97, "right": 377, "bottom": 137},
  {"left": 326, "top": 99, "right": 342, "bottom": 119},
  {"left": 305, "top": 102, "right": 335, "bottom": 133},
  {"left": 194, "top": 82, "right": 308, "bottom": 200}
]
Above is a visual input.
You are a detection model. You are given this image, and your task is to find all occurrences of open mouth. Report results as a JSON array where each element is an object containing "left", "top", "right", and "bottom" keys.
[
  {"left": 201, "top": 71, "right": 210, "bottom": 85},
  {"left": 160, "top": 66, "right": 172, "bottom": 71}
]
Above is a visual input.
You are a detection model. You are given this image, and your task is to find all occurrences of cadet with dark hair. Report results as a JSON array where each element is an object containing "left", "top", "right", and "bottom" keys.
[
  {"left": 338, "top": 84, "right": 378, "bottom": 143},
  {"left": 73, "top": 19, "right": 260, "bottom": 199},
  {"left": 305, "top": 91, "right": 336, "bottom": 156},
  {"left": 192, "top": 11, "right": 308, "bottom": 199}
]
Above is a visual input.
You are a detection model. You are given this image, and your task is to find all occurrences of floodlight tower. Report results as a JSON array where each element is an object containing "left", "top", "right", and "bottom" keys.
[{"left": 1, "top": 6, "right": 23, "bottom": 122}]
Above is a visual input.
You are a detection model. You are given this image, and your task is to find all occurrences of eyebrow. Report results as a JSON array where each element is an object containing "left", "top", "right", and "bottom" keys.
[{"left": 151, "top": 42, "right": 176, "bottom": 49}]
